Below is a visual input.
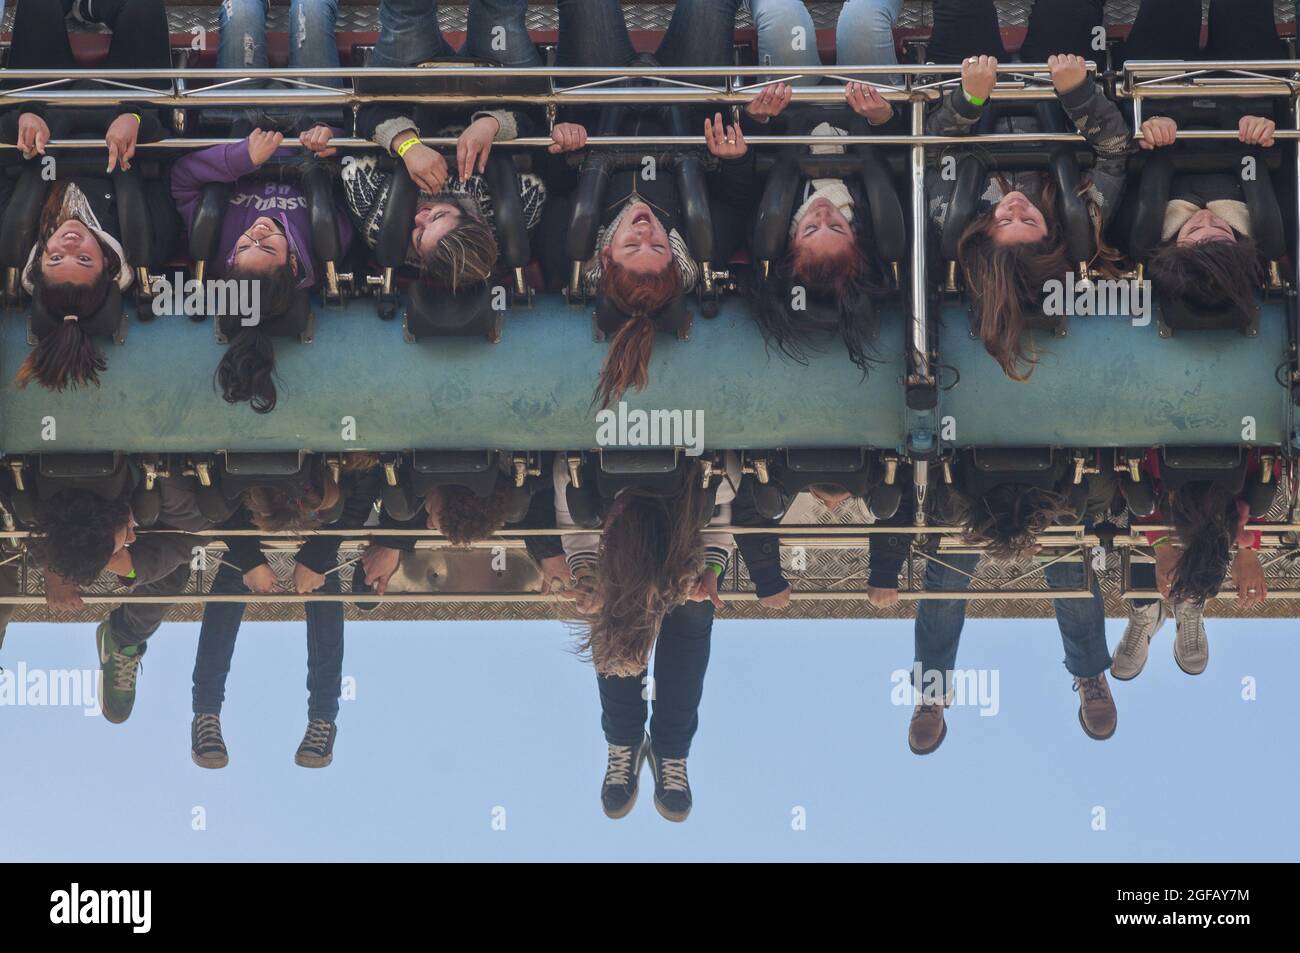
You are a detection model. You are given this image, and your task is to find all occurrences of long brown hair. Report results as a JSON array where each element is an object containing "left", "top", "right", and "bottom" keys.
[
  {"left": 957, "top": 175, "right": 1120, "bottom": 381},
  {"left": 417, "top": 197, "right": 499, "bottom": 292},
  {"left": 18, "top": 193, "right": 122, "bottom": 391},
  {"left": 1165, "top": 481, "right": 1240, "bottom": 607},
  {"left": 594, "top": 253, "right": 683, "bottom": 408},
  {"left": 578, "top": 462, "right": 713, "bottom": 677},
  {"left": 943, "top": 480, "right": 1076, "bottom": 562},
  {"left": 243, "top": 452, "right": 378, "bottom": 532}
]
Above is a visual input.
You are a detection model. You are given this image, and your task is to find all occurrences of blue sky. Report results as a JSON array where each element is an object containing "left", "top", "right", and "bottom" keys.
[{"left": 1, "top": 614, "right": 1295, "bottom": 862}]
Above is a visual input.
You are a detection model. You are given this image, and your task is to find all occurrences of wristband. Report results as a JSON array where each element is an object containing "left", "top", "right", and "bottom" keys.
[
  {"left": 395, "top": 136, "right": 421, "bottom": 159},
  {"left": 706, "top": 562, "right": 724, "bottom": 578},
  {"left": 963, "top": 89, "right": 987, "bottom": 107},
  {"left": 128, "top": 112, "right": 142, "bottom": 124},
  {"left": 123, "top": 569, "right": 137, "bottom": 580},
  {"left": 1148, "top": 535, "right": 1171, "bottom": 549}
]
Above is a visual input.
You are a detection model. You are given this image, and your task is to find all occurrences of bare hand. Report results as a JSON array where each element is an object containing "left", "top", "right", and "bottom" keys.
[
  {"left": 548, "top": 122, "right": 588, "bottom": 154},
  {"left": 247, "top": 128, "right": 284, "bottom": 168},
  {"left": 293, "top": 562, "right": 328, "bottom": 595},
  {"left": 457, "top": 115, "right": 498, "bottom": 182},
  {"left": 44, "top": 570, "right": 84, "bottom": 610},
  {"left": 17, "top": 113, "right": 50, "bottom": 160},
  {"left": 688, "top": 569, "right": 725, "bottom": 609},
  {"left": 1139, "top": 116, "right": 1178, "bottom": 150},
  {"left": 243, "top": 563, "right": 280, "bottom": 594},
  {"left": 704, "top": 112, "right": 747, "bottom": 160},
  {"left": 846, "top": 82, "right": 893, "bottom": 125},
  {"left": 403, "top": 142, "right": 448, "bottom": 194},
  {"left": 362, "top": 545, "right": 401, "bottom": 596},
  {"left": 105, "top": 113, "right": 141, "bottom": 173},
  {"left": 745, "top": 82, "right": 792, "bottom": 122},
  {"left": 1047, "top": 53, "right": 1087, "bottom": 95},
  {"left": 1238, "top": 115, "right": 1276, "bottom": 147},
  {"left": 299, "top": 123, "right": 337, "bottom": 158},
  {"left": 961, "top": 55, "right": 998, "bottom": 103},
  {"left": 1233, "top": 548, "right": 1267, "bottom": 610},
  {"left": 758, "top": 584, "right": 792, "bottom": 610},
  {"left": 867, "top": 586, "right": 899, "bottom": 609},
  {"left": 539, "top": 555, "right": 573, "bottom": 596}
]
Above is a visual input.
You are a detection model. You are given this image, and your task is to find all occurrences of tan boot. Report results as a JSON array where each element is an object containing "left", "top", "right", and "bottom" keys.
[
  {"left": 908, "top": 699, "right": 948, "bottom": 755},
  {"left": 1073, "top": 672, "right": 1117, "bottom": 741}
]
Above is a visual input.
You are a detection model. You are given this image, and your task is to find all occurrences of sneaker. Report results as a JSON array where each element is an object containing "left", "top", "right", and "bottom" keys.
[
  {"left": 908, "top": 698, "right": 948, "bottom": 755},
  {"left": 648, "top": 747, "right": 692, "bottom": 823},
  {"left": 1073, "top": 673, "right": 1117, "bottom": 741},
  {"left": 96, "top": 621, "right": 142, "bottom": 725},
  {"left": 1111, "top": 601, "right": 1167, "bottom": 681},
  {"left": 1173, "top": 601, "right": 1209, "bottom": 675},
  {"left": 191, "top": 713, "right": 229, "bottom": 769},
  {"left": 294, "top": 719, "right": 337, "bottom": 768},
  {"left": 68, "top": 0, "right": 101, "bottom": 25},
  {"left": 600, "top": 737, "right": 648, "bottom": 819}
]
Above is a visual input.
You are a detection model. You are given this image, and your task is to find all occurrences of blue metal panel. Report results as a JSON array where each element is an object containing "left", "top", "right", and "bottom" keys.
[
  {"left": 936, "top": 299, "right": 1294, "bottom": 448},
  {"left": 0, "top": 296, "right": 908, "bottom": 454}
]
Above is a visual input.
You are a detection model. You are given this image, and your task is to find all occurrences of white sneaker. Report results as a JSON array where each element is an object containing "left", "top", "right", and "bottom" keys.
[
  {"left": 1173, "top": 601, "right": 1209, "bottom": 675},
  {"left": 1111, "top": 601, "right": 1167, "bottom": 681}
]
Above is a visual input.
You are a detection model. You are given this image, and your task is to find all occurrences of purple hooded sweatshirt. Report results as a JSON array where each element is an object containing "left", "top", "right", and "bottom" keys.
[{"left": 170, "top": 142, "right": 352, "bottom": 290}]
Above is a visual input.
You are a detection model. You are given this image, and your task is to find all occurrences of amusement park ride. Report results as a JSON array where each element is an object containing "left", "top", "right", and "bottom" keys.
[{"left": 2, "top": 0, "right": 1300, "bottom": 623}]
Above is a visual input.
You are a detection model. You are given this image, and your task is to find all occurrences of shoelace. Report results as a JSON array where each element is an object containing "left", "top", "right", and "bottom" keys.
[
  {"left": 301, "top": 719, "right": 333, "bottom": 751},
  {"left": 604, "top": 744, "right": 634, "bottom": 787},
  {"left": 194, "top": 714, "right": 224, "bottom": 750},
  {"left": 111, "top": 651, "right": 141, "bottom": 693},
  {"left": 1073, "top": 677, "right": 1109, "bottom": 703},
  {"left": 1177, "top": 605, "right": 1206, "bottom": 652},
  {"left": 1120, "top": 606, "right": 1159, "bottom": 658},
  {"left": 658, "top": 757, "right": 689, "bottom": 793}
]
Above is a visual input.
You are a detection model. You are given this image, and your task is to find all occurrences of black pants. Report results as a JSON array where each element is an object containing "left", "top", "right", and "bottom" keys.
[
  {"left": 7, "top": 0, "right": 171, "bottom": 77},
  {"left": 107, "top": 563, "right": 192, "bottom": 651},
  {"left": 597, "top": 599, "right": 714, "bottom": 759},
  {"left": 927, "top": 0, "right": 1105, "bottom": 65},
  {"left": 1123, "top": 0, "right": 1287, "bottom": 63}
]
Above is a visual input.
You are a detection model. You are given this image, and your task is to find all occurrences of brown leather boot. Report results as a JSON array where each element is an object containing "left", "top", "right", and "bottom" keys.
[
  {"left": 1073, "top": 672, "right": 1117, "bottom": 740},
  {"left": 908, "top": 699, "right": 948, "bottom": 755}
]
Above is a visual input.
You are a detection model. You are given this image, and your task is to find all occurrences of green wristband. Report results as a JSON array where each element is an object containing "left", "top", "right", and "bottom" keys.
[
  {"left": 963, "top": 89, "right": 987, "bottom": 107},
  {"left": 706, "top": 562, "right": 724, "bottom": 578}
]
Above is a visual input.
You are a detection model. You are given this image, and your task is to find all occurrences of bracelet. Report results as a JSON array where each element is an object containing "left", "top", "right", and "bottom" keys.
[
  {"left": 963, "top": 89, "right": 987, "bottom": 107},
  {"left": 706, "top": 563, "right": 724, "bottom": 578},
  {"left": 395, "top": 136, "right": 421, "bottom": 159},
  {"left": 128, "top": 112, "right": 142, "bottom": 124}
]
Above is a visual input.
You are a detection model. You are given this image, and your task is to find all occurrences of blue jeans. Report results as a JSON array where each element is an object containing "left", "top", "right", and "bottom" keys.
[
  {"left": 597, "top": 599, "right": 714, "bottom": 759},
  {"left": 746, "top": 0, "right": 903, "bottom": 84},
  {"left": 914, "top": 551, "right": 1112, "bottom": 683},
  {"left": 192, "top": 560, "right": 346, "bottom": 722},
  {"left": 370, "top": 0, "right": 542, "bottom": 68},
  {"left": 557, "top": 0, "right": 742, "bottom": 68}
]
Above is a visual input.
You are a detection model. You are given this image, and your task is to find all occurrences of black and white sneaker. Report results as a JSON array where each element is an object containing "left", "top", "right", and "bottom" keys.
[
  {"left": 68, "top": 0, "right": 102, "bottom": 25},
  {"left": 191, "top": 713, "right": 229, "bottom": 769},
  {"left": 601, "top": 736, "right": 649, "bottom": 819},
  {"left": 294, "top": 719, "right": 337, "bottom": 768},
  {"left": 648, "top": 748, "right": 693, "bottom": 822}
]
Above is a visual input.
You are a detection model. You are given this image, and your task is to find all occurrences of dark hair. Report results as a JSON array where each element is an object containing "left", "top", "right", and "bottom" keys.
[
  {"left": 747, "top": 214, "right": 882, "bottom": 372},
  {"left": 34, "top": 488, "right": 132, "bottom": 586},
  {"left": 214, "top": 260, "right": 299, "bottom": 414},
  {"left": 594, "top": 254, "right": 683, "bottom": 408},
  {"left": 435, "top": 474, "right": 513, "bottom": 546},
  {"left": 956, "top": 177, "right": 1120, "bottom": 381},
  {"left": 1147, "top": 236, "right": 1262, "bottom": 318},
  {"left": 578, "top": 462, "right": 712, "bottom": 676},
  {"left": 243, "top": 452, "right": 378, "bottom": 532},
  {"left": 1166, "top": 480, "right": 1240, "bottom": 607},
  {"left": 417, "top": 198, "right": 499, "bottom": 293},
  {"left": 17, "top": 229, "right": 121, "bottom": 391},
  {"left": 944, "top": 481, "right": 1075, "bottom": 562}
]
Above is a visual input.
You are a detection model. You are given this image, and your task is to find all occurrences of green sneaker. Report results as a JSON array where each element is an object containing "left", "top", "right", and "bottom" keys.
[{"left": 96, "top": 621, "right": 143, "bottom": 725}]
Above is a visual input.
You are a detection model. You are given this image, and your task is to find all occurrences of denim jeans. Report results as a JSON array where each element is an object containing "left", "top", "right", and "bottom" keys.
[
  {"left": 746, "top": 0, "right": 903, "bottom": 85},
  {"left": 192, "top": 560, "right": 346, "bottom": 722},
  {"left": 597, "top": 599, "right": 714, "bottom": 759},
  {"left": 914, "top": 550, "right": 1112, "bottom": 683},
  {"left": 369, "top": 0, "right": 542, "bottom": 68},
  {"left": 556, "top": 0, "right": 742, "bottom": 68}
]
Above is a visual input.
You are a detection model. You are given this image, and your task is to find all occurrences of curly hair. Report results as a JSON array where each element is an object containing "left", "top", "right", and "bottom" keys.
[
  {"left": 944, "top": 481, "right": 1076, "bottom": 563},
  {"left": 34, "top": 488, "right": 132, "bottom": 586},
  {"left": 577, "top": 462, "right": 712, "bottom": 677},
  {"left": 434, "top": 475, "right": 513, "bottom": 546},
  {"left": 1166, "top": 480, "right": 1240, "bottom": 607},
  {"left": 1147, "top": 237, "right": 1262, "bottom": 324}
]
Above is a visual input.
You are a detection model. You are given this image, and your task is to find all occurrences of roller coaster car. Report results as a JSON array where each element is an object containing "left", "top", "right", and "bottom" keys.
[
  {"left": 377, "top": 449, "right": 545, "bottom": 524},
  {"left": 1128, "top": 148, "right": 1285, "bottom": 338},
  {"left": 753, "top": 113, "right": 906, "bottom": 305},
  {"left": 940, "top": 102, "right": 1096, "bottom": 338},
  {"left": 188, "top": 451, "right": 345, "bottom": 525},
  {"left": 953, "top": 447, "right": 1095, "bottom": 519},
  {"left": 1121, "top": 446, "right": 1279, "bottom": 520},
  {"left": 188, "top": 154, "right": 346, "bottom": 311},
  {"left": 3, "top": 452, "right": 168, "bottom": 528},
  {"left": 372, "top": 159, "right": 532, "bottom": 342},
  {"left": 0, "top": 159, "right": 162, "bottom": 317},
  {"left": 564, "top": 104, "right": 722, "bottom": 325},
  {"left": 741, "top": 448, "right": 904, "bottom": 521},
  {"left": 562, "top": 448, "right": 730, "bottom": 530}
]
